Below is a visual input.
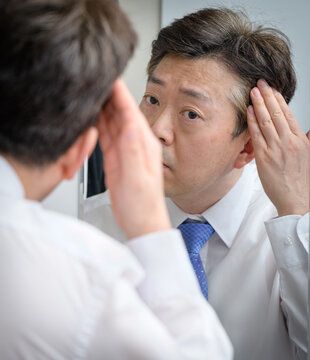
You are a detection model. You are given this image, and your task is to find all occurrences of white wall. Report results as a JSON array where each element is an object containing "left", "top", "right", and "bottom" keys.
[
  {"left": 162, "top": 0, "right": 309, "bottom": 133},
  {"left": 119, "top": 0, "right": 161, "bottom": 103}
]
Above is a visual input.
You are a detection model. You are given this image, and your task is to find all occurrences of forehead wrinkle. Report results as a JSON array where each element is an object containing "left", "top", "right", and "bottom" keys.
[
  {"left": 179, "top": 87, "right": 212, "bottom": 104},
  {"left": 148, "top": 74, "right": 212, "bottom": 105}
]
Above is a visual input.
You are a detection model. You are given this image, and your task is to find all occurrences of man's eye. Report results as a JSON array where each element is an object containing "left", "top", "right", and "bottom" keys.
[
  {"left": 145, "top": 95, "right": 159, "bottom": 105},
  {"left": 184, "top": 110, "right": 199, "bottom": 120}
]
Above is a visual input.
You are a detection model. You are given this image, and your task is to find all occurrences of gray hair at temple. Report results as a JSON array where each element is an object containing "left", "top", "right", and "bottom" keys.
[{"left": 147, "top": 8, "right": 296, "bottom": 137}]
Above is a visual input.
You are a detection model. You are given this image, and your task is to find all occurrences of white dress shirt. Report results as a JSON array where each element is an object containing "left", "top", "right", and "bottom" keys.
[
  {"left": 0, "top": 156, "right": 233, "bottom": 360},
  {"left": 84, "top": 163, "right": 309, "bottom": 360}
]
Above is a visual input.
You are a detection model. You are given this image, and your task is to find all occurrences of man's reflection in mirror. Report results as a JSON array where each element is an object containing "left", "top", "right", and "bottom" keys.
[{"left": 84, "top": 7, "right": 310, "bottom": 360}]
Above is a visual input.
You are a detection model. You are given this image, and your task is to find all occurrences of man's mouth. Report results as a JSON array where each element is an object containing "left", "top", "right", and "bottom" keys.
[{"left": 163, "top": 163, "right": 170, "bottom": 169}]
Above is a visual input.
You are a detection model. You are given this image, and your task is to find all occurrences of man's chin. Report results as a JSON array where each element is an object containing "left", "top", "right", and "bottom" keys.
[
  {"left": 163, "top": 170, "right": 179, "bottom": 197},
  {"left": 163, "top": 182, "right": 176, "bottom": 198}
]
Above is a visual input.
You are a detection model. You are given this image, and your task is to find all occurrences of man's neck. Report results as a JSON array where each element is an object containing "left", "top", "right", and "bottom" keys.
[
  {"left": 170, "top": 168, "right": 244, "bottom": 214},
  {"left": 4, "top": 155, "right": 62, "bottom": 201}
]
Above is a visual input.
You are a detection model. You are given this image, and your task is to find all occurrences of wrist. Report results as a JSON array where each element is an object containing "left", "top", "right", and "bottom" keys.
[
  {"left": 127, "top": 203, "right": 172, "bottom": 238},
  {"left": 126, "top": 219, "right": 172, "bottom": 240},
  {"left": 277, "top": 205, "right": 309, "bottom": 217}
]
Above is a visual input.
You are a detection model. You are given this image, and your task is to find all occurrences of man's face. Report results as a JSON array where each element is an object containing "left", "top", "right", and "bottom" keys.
[{"left": 140, "top": 56, "right": 249, "bottom": 212}]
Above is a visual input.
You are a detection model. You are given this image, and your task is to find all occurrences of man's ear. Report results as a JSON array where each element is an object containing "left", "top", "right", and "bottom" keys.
[
  {"left": 59, "top": 127, "right": 99, "bottom": 180},
  {"left": 234, "top": 132, "right": 255, "bottom": 169}
]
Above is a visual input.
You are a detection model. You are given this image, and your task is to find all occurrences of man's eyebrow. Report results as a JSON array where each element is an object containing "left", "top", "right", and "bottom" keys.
[
  {"left": 179, "top": 88, "right": 211, "bottom": 102},
  {"left": 147, "top": 75, "right": 165, "bottom": 86}
]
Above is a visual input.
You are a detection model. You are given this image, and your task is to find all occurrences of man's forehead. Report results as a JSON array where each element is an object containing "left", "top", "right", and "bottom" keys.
[
  {"left": 147, "top": 56, "right": 239, "bottom": 103},
  {"left": 150, "top": 55, "right": 237, "bottom": 85}
]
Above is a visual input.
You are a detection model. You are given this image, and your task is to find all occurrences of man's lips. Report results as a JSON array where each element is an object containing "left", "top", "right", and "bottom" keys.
[{"left": 163, "top": 163, "right": 170, "bottom": 169}]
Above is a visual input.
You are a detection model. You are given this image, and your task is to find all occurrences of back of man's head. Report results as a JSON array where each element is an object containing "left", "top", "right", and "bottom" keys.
[
  {"left": 148, "top": 8, "right": 296, "bottom": 137},
  {"left": 0, "top": 0, "right": 136, "bottom": 166}
]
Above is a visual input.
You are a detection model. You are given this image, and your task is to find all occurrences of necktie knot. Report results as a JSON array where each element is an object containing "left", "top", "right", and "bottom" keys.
[{"left": 178, "top": 219, "right": 214, "bottom": 254}]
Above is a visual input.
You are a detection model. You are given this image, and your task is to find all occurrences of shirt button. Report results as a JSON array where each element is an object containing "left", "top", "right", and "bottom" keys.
[{"left": 284, "top": 236, "right": 293, "bottom": 246}]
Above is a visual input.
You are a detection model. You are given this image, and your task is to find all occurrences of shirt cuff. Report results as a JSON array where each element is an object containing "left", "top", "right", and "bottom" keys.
[
  {"left": 265, "top": 213, "right": 309, "bottom": 269},
  {"left": 127, "top": 229, "right": 201, "bottom": 306}
]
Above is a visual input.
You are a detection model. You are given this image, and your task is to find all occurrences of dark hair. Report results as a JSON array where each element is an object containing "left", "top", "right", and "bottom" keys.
[
  {"left": 0, "top": 0, "right": 137, "bottom": 165},
  {"left": 148, "top": 8, "right": 296, "bottom": 137}
]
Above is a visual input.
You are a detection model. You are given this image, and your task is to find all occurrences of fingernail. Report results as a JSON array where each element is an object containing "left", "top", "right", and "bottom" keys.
[
  {"left": 258, "top": 79, "right": 269, "bottom": 88},
  {"left": 247, "top": 105, "right": 254, "bottom": 114},
  {"left": 252, "top": 87, "right": 261, "bottom": 98}
]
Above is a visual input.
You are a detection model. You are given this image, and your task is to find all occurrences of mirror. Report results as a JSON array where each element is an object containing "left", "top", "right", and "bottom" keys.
[{"left": 79, "top": 0, "right": 309, "bottom": 355}]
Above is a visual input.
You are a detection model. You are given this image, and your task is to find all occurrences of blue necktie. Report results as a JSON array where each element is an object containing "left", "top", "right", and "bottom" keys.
[{"left": 178, "top": 219, "right": 214, "bottom": 299}]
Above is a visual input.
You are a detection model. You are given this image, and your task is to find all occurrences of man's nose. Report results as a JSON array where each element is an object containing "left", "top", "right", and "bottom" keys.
[{"left": 150, "top": 110, "right": 174, "bottom": 146}]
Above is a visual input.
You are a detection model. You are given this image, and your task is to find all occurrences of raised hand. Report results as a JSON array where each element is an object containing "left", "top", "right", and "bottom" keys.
[
  {"left": 97, "top": 79, "right": 171, "bottom": 239},
  {"left": 247, "top": 79, "right": 310, "bottom": 217}
]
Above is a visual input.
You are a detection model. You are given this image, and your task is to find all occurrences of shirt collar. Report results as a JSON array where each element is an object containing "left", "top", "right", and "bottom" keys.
[
  {"left": 167, "top": 163, "right": 257, "bottom": 248},
  {"left": 0, "top": 156, "right": 25, "bottom": 199}
]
